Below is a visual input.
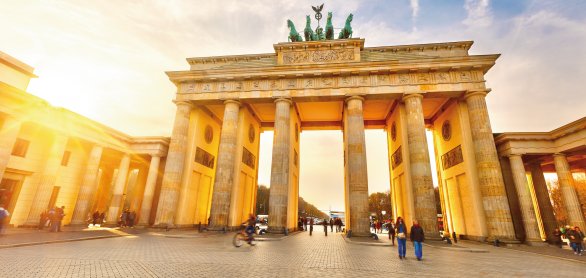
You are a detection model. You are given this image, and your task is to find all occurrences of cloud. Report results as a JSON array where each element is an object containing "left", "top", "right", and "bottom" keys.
[
  {"left": 410, "top": 0, "right": 419, "bottom": 19},
  {"left": 463, "top": 0, "right": 493, "bottom": 27}
]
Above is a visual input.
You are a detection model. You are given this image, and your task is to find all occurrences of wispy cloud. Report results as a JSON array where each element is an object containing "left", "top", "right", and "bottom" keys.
[{"left": 463, "top": 0, "right": 493, "bottom": 27}]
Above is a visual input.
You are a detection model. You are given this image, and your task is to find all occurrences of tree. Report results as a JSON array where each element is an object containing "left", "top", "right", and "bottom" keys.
[
  {"left": 298, "top": 197, "right": 328, "bottom": 219},
  {"left": 256, "top": 185, "right": 269, "bottom": 215},
  {"left": 368, "top": 191, "right": 392, "bottom": 221}
]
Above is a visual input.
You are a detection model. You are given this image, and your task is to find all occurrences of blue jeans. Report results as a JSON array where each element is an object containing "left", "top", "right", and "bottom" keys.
[
  {"left": 397, "top": 238, "right": 406, "bottom": 257},
  {"left": 570, "top": 242, "right": 582, "bottom": 254},
  {"left": 414, "top": 241, "right": 423, "bottom": 259}
]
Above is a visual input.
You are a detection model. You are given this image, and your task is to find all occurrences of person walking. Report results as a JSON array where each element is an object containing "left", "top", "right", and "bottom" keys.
[
  {"left": 323, "top": 218, "right": 328, "bottom": 236},
  {"left": 302, "top": 217, "right": 307, "bottom": 231},
  {"left": 0, "top": 206, "right": 9, "bottom": 235},
  {"left": 329, "top": 218, "right": 334, "bottom": 233},
  {"left": 92, "top": 211, "right": 100, "bottom": 226},
  {"left": 388, "top": 221, "right": 396, "bottom": 245},
  {"left": 55, "top": 206, "right": 65, "bottom": 232},
  {"left": 410, "top": 220, "right": 425, "bottom": 261},
  {"left": 39, "top": 210, "right": 49, "bottom": 230},
  {"left": 309, "top": 217, "right": 314, "bottom": 236},
  {"left": 396, "top": 217, "right": 407, "bottom": 260}
]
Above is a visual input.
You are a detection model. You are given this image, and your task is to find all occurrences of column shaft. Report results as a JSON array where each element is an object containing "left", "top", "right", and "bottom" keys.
[
  {"left": 0, "top": 117, "right": 21, "bottom": 181},
  {"left": 71, "top": 145, "right": 103, "bottom": 224},
  {"left": 154, "top": 101, "right": 192, "bottom": 226},
  {"left": 345, "top": 96, "right": 370, "bottom": 236},
  {"left": 553, "top": 153, "right": 586, "bottom": 228},
  {"left": 268, "top": 99, "right": 292, "bottom": 233},
  {"left": 530, "top": 162, "right": 558, "bottom": 243},
  {"left": 208, "top": 100, "right": 241, "bottom": 229},
  {"left": 24, "top": 134, "right": 69, "bottom": 225},
  {"left": 403, "top": 94, "right": 439, "bottom": 237},
  {"left": 508, "top": 155, "right": 541, "bottom": 241},
  {"left": 465, "top": 91, "right": 516, "bottom": 240},
  {"left": 107, "top": 154, "right": 131, "bottom": 223},
  {"left": 138, "top": 155, "right": 161, "bottom": 226}
]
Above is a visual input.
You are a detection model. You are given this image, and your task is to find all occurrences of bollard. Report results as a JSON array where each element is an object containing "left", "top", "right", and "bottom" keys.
[
  {"left": 284, "top": 227, "right": 289, "bottom": 236},
  {"left": 347, "top": 230, "right": 352, "bottom": 238},
  {"left": 493, "top": 238, "right": 500, "bottom": 247},
  {"left": 371, "top": 233, "right": 378, "bottom": 240}
]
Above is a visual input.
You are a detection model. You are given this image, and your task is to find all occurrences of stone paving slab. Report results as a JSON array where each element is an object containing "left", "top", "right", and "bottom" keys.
[
  {"left": 0, "top": 229, "right": 585, "bottom": 277},
  {"left": 0, "top": 227, "right": 135, "bottom": 249}
]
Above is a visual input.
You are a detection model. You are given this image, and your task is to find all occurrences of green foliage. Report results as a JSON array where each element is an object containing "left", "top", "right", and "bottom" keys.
[
  {"left": 298, "top": 197, "right": 329, "bottom": 219},
  {"left": 256, "top": 185, "right": 269, "bottom": 214},
  {"left": 368, "top": 191, "right": 392, "bottom": 221}
]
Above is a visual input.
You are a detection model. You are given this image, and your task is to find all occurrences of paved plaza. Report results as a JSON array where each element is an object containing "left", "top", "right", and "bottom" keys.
[{"left": 0, "top": 229, "right": 584, "bottom": 277}]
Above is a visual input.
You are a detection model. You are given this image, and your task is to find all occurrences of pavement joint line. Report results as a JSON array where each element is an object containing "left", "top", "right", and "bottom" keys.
[
  {"left": 0, "top": 234, "right": 122, "bottom": 249},
  {"left": 501, "top": 246, "right": 586, "bottom": 265}
]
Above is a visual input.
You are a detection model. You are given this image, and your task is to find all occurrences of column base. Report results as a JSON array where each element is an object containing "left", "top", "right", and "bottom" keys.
[{"left": 525, "top": 240, "right": 548, "bottom": 246}]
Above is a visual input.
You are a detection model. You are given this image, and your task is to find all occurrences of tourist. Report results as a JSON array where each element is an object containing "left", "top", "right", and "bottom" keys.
[
  {"left": 0, "top": 206, "right": 9, "bottom": 235},
  {"left": 330, "top": 218, "right": 334, "bottom": 232},
  {"left": 128, "top": 210, "right": 136, "bottom": 228},
  {"left": 298, "top": 217, "right": 303, "bottom": 230},
  {"left": 309, "top": 217, "right": 314, "bottom": 236},
  {"left": 92, "top": 211, "right": 100, "bottom": 226},
  {"left": 388, "top": 221, "right": 395, "bottom": 245},
  {"left": 567, "top": 226, "right": 584, "bottom": 256},
  {"left": 302, "top": 217, "right": 307, "bottom": 231},
  {"left": 410, "top": 220, "right": 425, "bottom": 261},
  {"left": 452, "top": 231, "right": 458, "bottom": 244},
  {"left": 120, "top": 210, "right": 128, "bottom": 228},
  {"left": 50, "top": 206, "right": 65, "bottom": 232},
  {"left": 39, "top": 210, "right": 49, "bottom": 230},
  {"left": 337, "top": 218, "right": 343, "bottom": 233},
  {"left": 553, "top": 228, "right": 563, "bottom": 248},
  {"left": 376, "top": 221, "right": 382, "bottom": 234},
  {"left": 47, "top": 207, "right": 56, "bottom": 232},
  {"left": 395, "top": 217, "right": 407, "bottom": 260},
  {"left": 323, "top": 218, "right": 328, "bottom": 236}
]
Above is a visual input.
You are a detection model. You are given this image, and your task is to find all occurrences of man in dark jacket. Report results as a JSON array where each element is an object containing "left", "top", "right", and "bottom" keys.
[
  {"left": 567, "top": 226, "right": 584, "bottom": 255},
  {"left": 410, "top": 220, "right": 425, "bottom": 261}
]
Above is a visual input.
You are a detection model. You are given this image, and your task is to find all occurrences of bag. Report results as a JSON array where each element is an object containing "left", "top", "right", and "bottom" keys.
[{"left": 398, "top": 232, "right": 406, "bottom": 239}]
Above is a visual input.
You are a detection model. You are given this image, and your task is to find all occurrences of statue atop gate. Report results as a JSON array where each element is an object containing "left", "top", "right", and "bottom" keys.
[{"left": 287, "top": 4, "right": 353, "bottom": 42}]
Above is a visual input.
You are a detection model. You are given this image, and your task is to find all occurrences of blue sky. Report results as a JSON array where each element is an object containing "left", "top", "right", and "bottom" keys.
[{"left": 1, "top": 0, "right": 585, "bottom": 210}]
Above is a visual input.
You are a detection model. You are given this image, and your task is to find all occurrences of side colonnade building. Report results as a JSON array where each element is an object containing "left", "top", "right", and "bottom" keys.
[{"left": 0, "top": 51, "right": 169, "bottom": 227}]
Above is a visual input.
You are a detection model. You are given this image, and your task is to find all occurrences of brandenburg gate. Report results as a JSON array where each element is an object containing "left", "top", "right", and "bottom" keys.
[{"left": 156, "top": 37, "right": 519, "bottom": 240}]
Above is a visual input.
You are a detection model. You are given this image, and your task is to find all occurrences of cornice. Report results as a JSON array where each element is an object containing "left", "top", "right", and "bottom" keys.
[
  {"left": 167, "top": 55, "right": 499, "bottom": 84},
  {"left": 494, "top": 118, "right": 586, "bottom": 144}
]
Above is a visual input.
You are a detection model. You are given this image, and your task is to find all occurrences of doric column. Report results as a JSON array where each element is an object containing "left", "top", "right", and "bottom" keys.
[
  {"left": 344, "top": 96, "right": 370, "bottom": 236},
  {"left": 0, "top": 116, "right": 21, "bottom": 181},
  {"left": 508, "top": 154, "right": 541, "bottom": 242},
  {"left": 24, "top": 134, "right": 69, "bottom": 225},
  {"left": 106, "top": 154, "right": 131, "bottom": 224},
  {"left": 529, "top": 162, "right": 558, "bottom": 243},
  {"left": 465, "top": 90, "right": 516, "bottom": 240},
  {"left": 268, "top": 98, "right": 292, "bottom": 233},
  {"left": 153, "top": 101, "right": 192, "bottom": 226},
  {"left": 71, "top": 145, "right": 103, "bottom": 224},
  {"left": 553, "top": 153, "right": 586, "bottom": 228},
  {"left": 138, "top": 155, "right": 161, "bottom": 226},
  {"left": 208, "top": 100, "right": 241, "bottom": 229},
  {"left": 402, "top": 93, "right": 439, "bottom": 237}
]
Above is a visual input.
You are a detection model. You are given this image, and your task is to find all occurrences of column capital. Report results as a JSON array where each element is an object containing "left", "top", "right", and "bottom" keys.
[
  {"left": 223, "top": 99, "right": 241, "bottom": 106},
  {"left": 401, "top": 93, "right": 424, "bottom": 102},
  {"left": 274, "top": 98, "right": 293, "bottom": 105},
  {"left": 464, "top": 89, "right": 492, "bottom": 100},
  {"left": 553, "top": 152, "right": 566, "bottom": 158},
  {"left": 345, "top": 95, "right": 365, "bottom": 103},
  {"left": 508, "top": 153, "right": 523, "bottom": 158},
  {"left": 172, "top": 100, "right": 193, "bottom": 108}
]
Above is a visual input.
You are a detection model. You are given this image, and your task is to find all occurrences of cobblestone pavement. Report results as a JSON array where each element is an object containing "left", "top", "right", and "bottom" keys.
[{"left": 0, "top": 230, "right": 584, "bottom": 277}]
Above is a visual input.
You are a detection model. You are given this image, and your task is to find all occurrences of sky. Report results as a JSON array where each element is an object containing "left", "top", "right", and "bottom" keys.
[{"left": 2, "top": 0, "right": 585, "bottom": 211}]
